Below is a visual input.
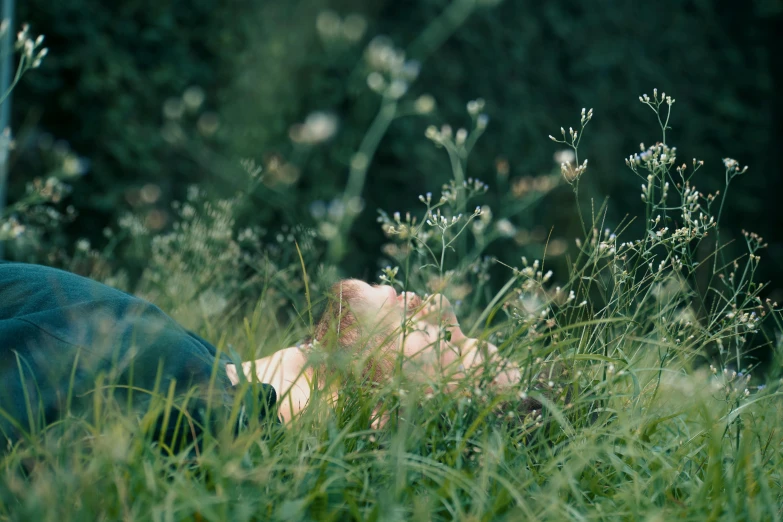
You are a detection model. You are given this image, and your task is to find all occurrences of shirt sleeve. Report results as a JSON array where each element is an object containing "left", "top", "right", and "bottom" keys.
[{"left": 0, "top": 262, "right": 243, "bottom": 446}]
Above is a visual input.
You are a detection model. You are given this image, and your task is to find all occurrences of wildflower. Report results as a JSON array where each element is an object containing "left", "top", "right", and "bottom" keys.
[
  {"left": 62, "top": 155, "right": 90, "bottom": 177},
  {"left": 341, "top": 14, "right": 367, "bottom": 42},
  {"left": 495, "top": 219, "right": 516, "bottom": 237},
  {"left": 15, "top": 25, "right": 47, "bottom": 68},
  {"left": 553, "top": 149, "right": 576, "bottom": 165},
  {"left": 316, "top": 10, "right": 341, "bottom": 38},
  {"left": 15, "top": 23, "right": 29, "bottom": 49},
  {"left": 290, "top": 112, "right": 339, "bottom": 144},
  {"left": 318, "top": 222, "right": 338, "bottom": 239},
  {"left": 580, "top": 107, "right": 593, "bottom": 124},
  {"left": 197, "top": 112, "right": 220, "bottom": 136},
  {"left": 466, "top": 98, "right": 485, "bottom": 116},
  {"left": 414, "top": 94, "right": 436, "bottom": 114},
  {"left": 0, "top": 217, "right": 25, "bottom": 239},
  {"left": 455, "top": 128, "right": 468, "bottom": 146},
  {"left": 365, "top": 36, "right": 399, "bottom": 71},
  {"left": 183, "top": 86, "right": 205, "bottom": 111},
  {"left": 387, "top": 79, "right": 408, "bottom": 99},
  {"left": 367, "top": 72, "right": 385, "bottom": 93},
  {"left": 32, "top": 47, "right": 48, "bottom": 68}
]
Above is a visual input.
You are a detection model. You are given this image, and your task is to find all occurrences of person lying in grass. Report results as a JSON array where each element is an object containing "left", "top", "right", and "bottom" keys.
[
  {"left": 230, "top": 279, "right": 521, "bottom": 423},
  {"left": 0, "top": 262, "right": 519, "bottom": 447}
]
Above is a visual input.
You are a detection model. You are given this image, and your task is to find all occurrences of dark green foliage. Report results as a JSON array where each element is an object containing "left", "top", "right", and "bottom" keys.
[
  {"left": 11, "top": 0, "right": 782, "bottom": 291},
  {"left": 12, "top": 0, "right": 234, "bottom": 249}
]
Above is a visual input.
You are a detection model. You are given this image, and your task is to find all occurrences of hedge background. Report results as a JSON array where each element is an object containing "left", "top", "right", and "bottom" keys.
[{"left": 8, "top": 0, "right": 783, "bottom": 301}]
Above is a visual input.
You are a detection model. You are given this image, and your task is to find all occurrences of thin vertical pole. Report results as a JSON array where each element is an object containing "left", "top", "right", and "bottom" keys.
[{"left": 0, "top": 0, "right": 15, "bottom": 258}]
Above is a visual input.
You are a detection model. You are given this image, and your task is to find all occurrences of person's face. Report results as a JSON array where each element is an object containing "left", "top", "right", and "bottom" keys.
[
  {"left": 347, "top": 280, "right": 452, "bottom": 362},
  {"left": 348, "top": 279, "right": 421, "bottom": 327},
  {"left": 334, "top": 280, "right": 518, "bottom": 389}
]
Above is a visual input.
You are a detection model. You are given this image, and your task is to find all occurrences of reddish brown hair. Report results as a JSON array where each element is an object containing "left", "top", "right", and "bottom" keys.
[{"left": 312, "top": 279, "right": 399, "bottom": 385}]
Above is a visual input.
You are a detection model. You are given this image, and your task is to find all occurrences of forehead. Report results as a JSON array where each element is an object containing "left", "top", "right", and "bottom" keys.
[
  {"left": 335, "top": 279, "right": 368, "bottom": 301},
  {"left": 344, "top": 279, "right": 395, "bottom": 310}
]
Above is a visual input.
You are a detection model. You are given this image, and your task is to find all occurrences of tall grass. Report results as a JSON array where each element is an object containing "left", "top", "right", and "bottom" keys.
[{"left": 2, "top": 16, "right": 783, "bottom": 522}]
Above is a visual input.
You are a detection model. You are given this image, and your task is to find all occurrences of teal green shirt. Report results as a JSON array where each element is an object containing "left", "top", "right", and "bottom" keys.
[{"left": 0, "top": 262, "right": 275, "bottom": 447}]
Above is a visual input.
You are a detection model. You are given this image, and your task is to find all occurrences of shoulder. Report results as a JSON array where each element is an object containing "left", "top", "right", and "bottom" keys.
[{"left": 0, "top": 262, "right": 140, "bottom": 318}]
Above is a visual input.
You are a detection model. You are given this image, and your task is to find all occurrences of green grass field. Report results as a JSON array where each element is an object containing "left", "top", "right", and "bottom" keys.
[{"left": 2, "top": 27, "right": 782, "bottom": 521}]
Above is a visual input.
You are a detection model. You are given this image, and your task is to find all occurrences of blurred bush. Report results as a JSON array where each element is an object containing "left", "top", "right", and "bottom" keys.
[{"left": 8, "top": 0, "right": 782, "bottom": 300}]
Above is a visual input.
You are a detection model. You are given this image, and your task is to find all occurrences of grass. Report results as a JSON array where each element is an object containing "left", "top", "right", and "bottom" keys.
[{"left": 1, "top": 333, "right": 781, "bottom": 521}]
